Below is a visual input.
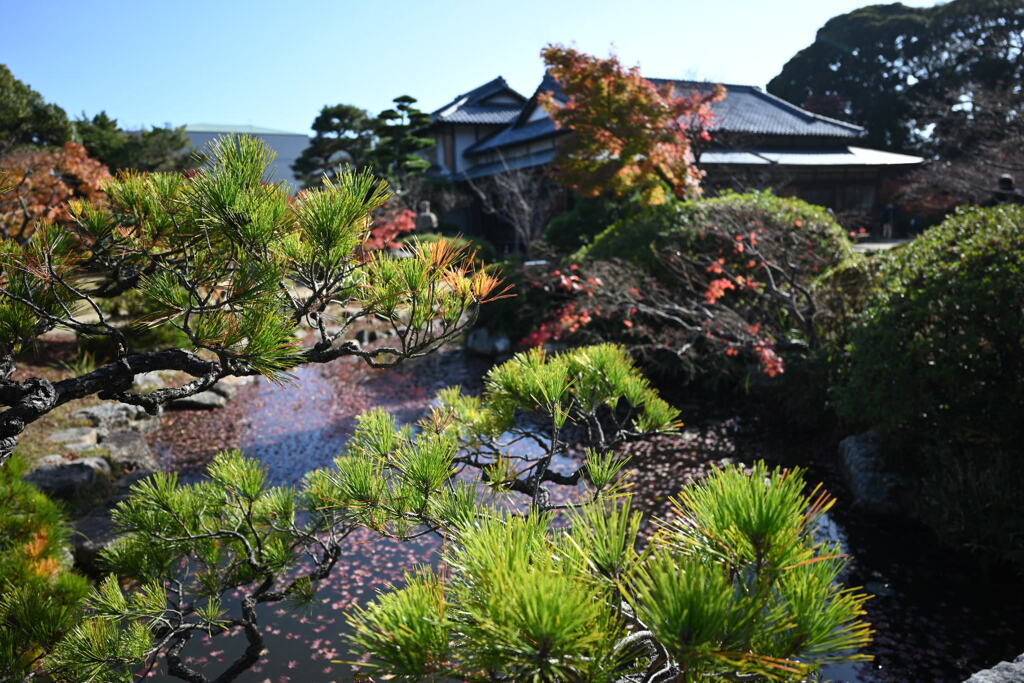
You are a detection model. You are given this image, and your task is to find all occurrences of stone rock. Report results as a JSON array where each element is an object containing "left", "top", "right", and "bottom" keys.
[
  {"left": 132, "top": 371, "right": 167, "bottom": 392},
  {"left": 72, "top": 505, "right": 121, "bottom": 577},
  {"left": 102, "top": 430, "right": 159, "bottom": 473},
  {"left": 466, "top": 328, "right": 512, "bottom": 357},
  {"left": 964, "top": 654, "right": 1024, "bottom": 682},
  {"left": 46, "top": 427, "right": 98, "bottom": 450},
  {"left": 24, "top": 457, "right": 111, "bottom": 501},
  {"left": 168, "top": 390, "right": 226, "bottom": 410},
  {"left": 838, "top": 432, "right": 908, "bottom": 514},
  {"left": 72, "top": 402, "right": 160, "bottom": 434},
  {"left": 209, "top": 375, "right": 253, "bottom": 399}
]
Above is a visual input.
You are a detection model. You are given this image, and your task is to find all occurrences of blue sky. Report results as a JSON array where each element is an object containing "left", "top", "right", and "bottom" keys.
[{"left": 2, "top": 0, "right": 939, "bottom": 134}]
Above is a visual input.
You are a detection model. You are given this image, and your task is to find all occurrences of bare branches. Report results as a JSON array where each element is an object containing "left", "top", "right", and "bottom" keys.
[{"left": 465, "top": 155, "right": 560, "bottom": 255}]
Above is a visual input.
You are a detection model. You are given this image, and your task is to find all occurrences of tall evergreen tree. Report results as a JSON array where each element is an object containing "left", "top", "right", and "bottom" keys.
[
  {"left": 0, "top": 65, "right": 72, "bottom": 153},
  {"left": 768, "top": 0, "right": 1024, "bottom": 152},
  {"left": 75, "top": 112, "right": 199, "bottom": 173},
  {"left": 291, "top": 103, "right": 375, "bottom": 187}
]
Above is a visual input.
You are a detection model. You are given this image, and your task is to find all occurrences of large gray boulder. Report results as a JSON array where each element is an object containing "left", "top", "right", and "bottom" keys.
[
  {"left": 72, "top": 401, "right": 160, "bottom": 435},
  {"left": 964, "top": 654, "right": 1024, "bottom": 682},
  {"left": 101, "top": 430, "right": 159, "bottom": 474},
  {"left": 838, "top": 432, "right": 908, "bottom": 514},
  {"left": 24, "top": 457, "right": 112, "bottom": 502}
]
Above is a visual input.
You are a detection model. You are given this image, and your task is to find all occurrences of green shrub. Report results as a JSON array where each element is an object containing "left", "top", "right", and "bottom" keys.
[
  {"left": 0, "top": 454, "right": 91, "bottom": 679},
  {"left": 539, "top": 193, "right": 856, "bottom": 402},
  {"left": 544, "top": 195, "right": 633, "bottom": 252},
  {"left": 838, "top": 205, "right": 1024, "bottom": 443},
  {"left": 578, "top": 191, "right": 853, "bottom": 270},
  {"left": 838, "top": 205, "right": 1024, "bottom": 567}
]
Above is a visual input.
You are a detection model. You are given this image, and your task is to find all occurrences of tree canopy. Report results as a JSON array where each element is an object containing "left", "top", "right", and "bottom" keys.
[
  {"left": 291, "top": 103, "right": 376, "bottom": 188},
  {"left": 0, "top": 65, "right": 73, "bottom": 153},
  {"left": 74, "top": 112, "right": 199, "bottom": 173},
  {"left": 767, "top": 0, "right": 1024, "bottom": 152},
  {"left": 541, "top": 45, "right": 724, "bottom": 204}
]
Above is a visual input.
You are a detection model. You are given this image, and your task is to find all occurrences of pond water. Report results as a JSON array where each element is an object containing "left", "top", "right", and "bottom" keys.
[{"left": 146, "top": 351, "right": 1021, "bottom": 682}]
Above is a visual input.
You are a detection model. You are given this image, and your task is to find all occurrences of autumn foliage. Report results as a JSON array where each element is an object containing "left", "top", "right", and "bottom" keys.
[
  {"left": 540, "top": 44, "right": 724, "bottom": 204},
  {"left": 0, "top": 142, "right": 111, "bottom": 243}
]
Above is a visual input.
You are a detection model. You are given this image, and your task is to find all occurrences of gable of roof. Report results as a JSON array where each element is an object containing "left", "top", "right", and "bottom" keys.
[{"left": 430, "top": 76, "right": 527, "bottom": 127}]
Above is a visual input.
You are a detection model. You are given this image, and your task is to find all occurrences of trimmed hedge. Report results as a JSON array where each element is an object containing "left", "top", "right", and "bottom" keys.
[
  {"left": 838, "top": 205, "right": 1024, "bottom": 568},
  {"left": 576, "top": 191, "right": 854, "bottom": 270},
  {"left": 838, "top": 204, "right": 1024, "bottom": 444}
]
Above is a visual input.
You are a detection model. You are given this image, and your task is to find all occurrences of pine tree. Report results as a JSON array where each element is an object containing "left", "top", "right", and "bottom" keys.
[
  {"left": 0, "top": 135, "right": 506, "bottom": 466},
  {"left": 46, "top": 345, "right": 870, "bottom": 682}
]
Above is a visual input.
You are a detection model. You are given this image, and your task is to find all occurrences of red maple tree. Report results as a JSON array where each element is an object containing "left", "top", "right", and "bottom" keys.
[
  {"left": 540, "top": 45, "right": 725, "bottom": 203},
  {"left": 0, "top": 142, "right": 111, "bottom": 243}
]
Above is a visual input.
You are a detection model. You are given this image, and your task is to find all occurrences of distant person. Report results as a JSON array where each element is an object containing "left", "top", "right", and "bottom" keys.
[{"left": 880, "top": 203, "right": 896, "bottom": 240}]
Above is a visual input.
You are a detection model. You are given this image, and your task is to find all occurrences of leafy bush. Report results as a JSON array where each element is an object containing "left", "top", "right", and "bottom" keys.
[
  {"left": 525, "top": 193, "right": 855, "bottom": 398},
  {"left": 0, "top": 454, "right": 91, "bottom": 679},
  {"left": 839, "top": 205, "right": 1024, "bottom": 441},
  {"left": 837, "top": 205, "right": 1024, "bottom": 567},
  {"left": 544, "top": 195, "right": 634, "bottom": 252}
]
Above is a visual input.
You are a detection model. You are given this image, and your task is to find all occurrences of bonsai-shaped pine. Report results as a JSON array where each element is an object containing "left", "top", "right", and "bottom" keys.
[
  {"left": 0, "top": 135, "right": 507, "bottom": 466},
  {"left": 46, "top": 345, "right": 869, "bottom": 682}
]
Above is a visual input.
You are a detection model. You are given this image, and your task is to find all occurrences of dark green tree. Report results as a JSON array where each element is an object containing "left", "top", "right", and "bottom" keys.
[
  {"left": 292, "top": 103, "right": 375, "bottom": 187},
  {"left": 0, "top": 65, "right": 73, "bottom": 153},
  {"left": 370, "top": 95, "right": 433, "bottom": 180},
  {"left": 75, "top": 112, "right": 199, "bottom": 173},
  {"left": 767, "top": 0, "right": 1024, "bottom": 152}
]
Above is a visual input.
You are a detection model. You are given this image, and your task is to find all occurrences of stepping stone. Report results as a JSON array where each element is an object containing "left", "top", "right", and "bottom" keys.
[
  {"left": 24, "top": 457, "right": 111, "bottom": 501},
  {"left": 168, "top": 390, "right": 226, "bottom": 410},
  {"left": 72, "top": 402, "right": 160, "bottom": 434},
  {"left": 46, "top": 427, "right": 98, "bottom": 450},
  {"left": 101, "top": 430, "right": 159, "bottom": 473}
]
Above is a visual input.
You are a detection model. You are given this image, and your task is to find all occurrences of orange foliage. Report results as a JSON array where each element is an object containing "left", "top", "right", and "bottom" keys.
[
  {"left": 0, "top": 141, "right": 111, "bottom": 243},
  {"left": 540, "top": 45, "right": 724, "bottom": 203}
]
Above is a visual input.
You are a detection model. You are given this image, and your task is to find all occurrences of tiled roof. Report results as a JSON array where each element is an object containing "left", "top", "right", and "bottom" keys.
[
  {"left": 650, "top": 79, "right": 865, "bottom": 138},
  {"left": 430, "top": 76, "right": 527, "bottom": 125},
  {"left": 458, "top": 148, "right": 557, "bottom": 180},
  {"left": 438, "top": 105, "right": 523, "bottom": 125}
]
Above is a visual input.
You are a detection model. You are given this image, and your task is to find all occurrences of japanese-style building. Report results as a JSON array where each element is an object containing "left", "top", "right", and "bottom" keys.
[{"left": 422, "top": 74, "right": 922, "bottom": 246}]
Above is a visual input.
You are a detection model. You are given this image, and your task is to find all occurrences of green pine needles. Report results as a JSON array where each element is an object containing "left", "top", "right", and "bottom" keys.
[
  {"left": 0, "top": 135, "right": 504, "bottom": 465},
  {"left": 42, "top": 346, "right": 870, "bottom": 682},
  {"left": 349, "top": 465, "right": 871, "bottom": 682}
]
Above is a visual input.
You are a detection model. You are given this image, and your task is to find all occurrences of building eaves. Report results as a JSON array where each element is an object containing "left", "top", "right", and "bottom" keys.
[
  {"left": 700, "top": 146, "right": 923, "bottom": 166},
  {"left": 464, "top": 118, "right": 565, "bottom": 156}
]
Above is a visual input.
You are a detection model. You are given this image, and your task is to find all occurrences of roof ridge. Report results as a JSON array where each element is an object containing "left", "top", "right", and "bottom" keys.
[{"left": 749, "top": 88, "right": 864, "bottom": 132}]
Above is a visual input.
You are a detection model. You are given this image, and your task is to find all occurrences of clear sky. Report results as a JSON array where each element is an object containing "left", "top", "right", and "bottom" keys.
[{"left": 2, "top": 0, "right": 940, "bottom": 135}]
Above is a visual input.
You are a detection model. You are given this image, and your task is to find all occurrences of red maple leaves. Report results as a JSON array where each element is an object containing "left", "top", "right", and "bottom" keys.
[{"left": 540, "top": 44, "right": 725, "bottom": 204}]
